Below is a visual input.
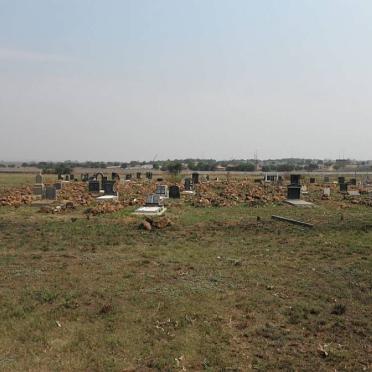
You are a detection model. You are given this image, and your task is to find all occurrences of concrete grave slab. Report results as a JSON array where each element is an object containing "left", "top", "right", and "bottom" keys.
[
  {"left": 284, "top": 199, "right": 314, "bottom": 207},
  {"left": 96, "top": 195, "right": 119, "bottom": 202},
  {"left": 134, "top": 206, "right": 167, "bottom": 216}
]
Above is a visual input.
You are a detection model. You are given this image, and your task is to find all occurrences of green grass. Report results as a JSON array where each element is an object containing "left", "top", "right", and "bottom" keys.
[
  {"left": 0, "top": 178, "right": 371, "bottom": 370},
  {"left": 0, "top": 173, "right": 57, "bottom": 189}
]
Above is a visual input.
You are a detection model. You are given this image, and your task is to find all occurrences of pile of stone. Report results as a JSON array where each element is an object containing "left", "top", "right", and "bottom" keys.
[
  {"left": 0, "top": 187, "right": 33, "bottom": 207},
  {"left": 190, "top": 181, "right": 286, "bottom": 208},
  {"left": 85, "top": 202, "right": 124, "bottom": 216},
  {"left": 57, "top": 182, "right": 94, "bottom": 205},
  {"left": 139, "top": 216, "right": 172, "bottom": 231}
]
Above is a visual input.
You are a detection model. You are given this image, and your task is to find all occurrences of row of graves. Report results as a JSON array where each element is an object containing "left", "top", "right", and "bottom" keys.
[
  {"left": 87, "top": 173, "right": 119, "bottom": 202},
  {"left": 281, "top": 174, "right": 370, "bottom": 206},
  {"left": 134, "top": 175, "right": 199, "bottom": 216},
  {"left": 32, "top": 173, "right": 70, "bottom": 201}
]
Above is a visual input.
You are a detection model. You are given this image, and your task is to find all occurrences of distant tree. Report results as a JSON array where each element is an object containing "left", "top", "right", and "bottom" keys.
[
  {"left": 167, "top": 162, "right": 183, "bottom": 175},
  {"left": 304, "top": 163, "right": 319, "bottom": 171}
]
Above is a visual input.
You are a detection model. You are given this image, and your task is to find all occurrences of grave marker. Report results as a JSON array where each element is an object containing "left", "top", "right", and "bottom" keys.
[
  {"left": 45, "top": 185, "right": 57, "bottom": 200},
  {"left": 169, "top": 185, "right": 180, "bottom": 199},
  {"left": 35, "top": 174, "right": 43, "bottom": 184},
  {"left": 88, "top": 180, "right": 100, "bottom": 193},
  {"left": 192, "top": 173, "right": 199, "bottom": 184}
]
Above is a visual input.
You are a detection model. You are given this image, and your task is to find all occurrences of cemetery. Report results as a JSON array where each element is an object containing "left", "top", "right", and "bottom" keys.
[{"left": 0, "top": 171, "right": 371, "bottom": 370}]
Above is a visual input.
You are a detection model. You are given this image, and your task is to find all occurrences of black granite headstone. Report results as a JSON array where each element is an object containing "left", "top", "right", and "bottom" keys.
[
  {"left": 290, "top": 174, "right": 300, "bottom": 185},
  {"left": 88, "top": 180, "right": 100, "bottom": 193},
  {"left": 192, "top": 173, "right": 199, "bottom": 184},
  {"left": 169, "top": 185, "right": 180, "bottom": 199},
  {"left": 340, "top": 183, "right": 348, "bottom": 192},
  {"left": 287, "top": 185, "right": 301, "bottom": 200}
]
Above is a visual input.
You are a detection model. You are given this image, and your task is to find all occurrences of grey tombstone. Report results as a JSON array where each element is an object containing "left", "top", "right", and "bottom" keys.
[
  {"left": 184, "top": 178, "right": 193, "bottom": 191},
  {"left": 156, "top": 185, "right": 169, "bottom": 198},
  {"left": 88, "top": 180, "right": 100, "bottom": 193},
  {"left": 45, "top": 185, "right": 57, "bottom": 200},
  {"left": 169, "top": 185, "right": 180, "bottom": 199},
  {"left": 146, "top": 194, "right": 162, "bottom": 206},
  {"left": 35, "top": 174, "right": 43, "bottom": 184},
  {"left": 33, "top": 184, "right": 45, "bottom": 196},
  {"left": 310, "top": 178, "right": 316, "bottom": 184},
  {"left": 136, "top": 172, "right": 141, "bottom": 179},
  {"left": 103, "top": 180, "right": 117, "bottom": 195}
]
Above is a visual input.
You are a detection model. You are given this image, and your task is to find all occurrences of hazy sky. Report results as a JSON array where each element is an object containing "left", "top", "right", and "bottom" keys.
[{"left": 0, "top": 0, "right": 371, "bottom": 161}]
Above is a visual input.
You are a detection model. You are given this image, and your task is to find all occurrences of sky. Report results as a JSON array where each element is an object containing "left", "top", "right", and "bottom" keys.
[{"left": 0, "top": 0, "right": 371, "bottom": 162}]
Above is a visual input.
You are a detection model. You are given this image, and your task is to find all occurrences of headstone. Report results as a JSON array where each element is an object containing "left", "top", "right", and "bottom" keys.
[
  {"left": 126, "top": 174, "right": 132, "bottom": 180},
  {"left": 81, "top": 173, "right": 89, "bottom": 182},
  {"left": 301, "top": 185, "right": 308, "bottom": 194},
  {"left": 100, "top": 176, "right": 108, "bottom": 190},
  {"left": 136, "top": 172, "right": 141, "bottom": 179},
  {"left": 156, "top": 185, "right": 169, "bottom": 198},
  {"left": 184, "top": 178, "right": 193, "bottom": 191},
  {"left": 35, "top": 174, "right": 43, "bottom": 184},
  {"left": 287, "top": 185, "right": 301, "bottom": 200},
  {"left": 340, "top": 183, "right": 348, "bottom": 193},
  {"left": 324, "top": 176, "right": 330, "bottom": 183},
  {"left": 70, "top": 174, "right": 74, "bottom": 181},
  {"left": 103, "top": 180, "right": 117, "bottom": 195},
  {"left": 57, "top": 174, "right": 63, "bottom": 180},
  {"left": 338, "top": 176, "right": 345, "bottom": 184},
  {"left": 65, "top": 175, "right": 70, "bottom": 181},
  {"left": 33, "top": 184, "right": 45, "bottom": 196},
  {"left": 88, "top": 180, "right": 100, "bottom": 193},
  {"left": 169, "top": 185, "right": 180, "bottom": 199},
  {"left": 146, "top": 194, "right": 162, "bottom": 206},
  {"left": 112, "top": 172, "right": 120, "bottom": 181},
  {"left": 310, "top": 178, "right": 316, "bottom": 184},
  {"left": 192, "top": 173, "right": 199, "bottom": 184},
  {"left": 323, "top": 187, "right": 331, "bottom": 197},
  {"left": 45, "top": 185, "right": 57, "bottom": 200},
  {"left": 146, "top": 172, "right": 153, "bottom": 180},
  {"left": 290, "top": 174, "right": 301, "bottom": 185},
  {"left": 350, "top": 178, "right": 357, "bottom": 186}
]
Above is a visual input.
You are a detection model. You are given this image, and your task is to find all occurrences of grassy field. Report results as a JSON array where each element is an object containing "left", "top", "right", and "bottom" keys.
[{"left": 0, "top": 174, "right": 371, "bottom": 371}]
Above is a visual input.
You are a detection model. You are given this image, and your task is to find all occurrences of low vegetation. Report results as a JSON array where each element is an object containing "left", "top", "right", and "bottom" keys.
[{"left": 0, "top": 174, "right": 371, "bottom": 371}]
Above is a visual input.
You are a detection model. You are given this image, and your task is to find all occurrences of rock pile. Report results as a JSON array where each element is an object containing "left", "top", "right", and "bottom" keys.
[{"left": 0, "top": 187, "right": 33, "bottom": 207}]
